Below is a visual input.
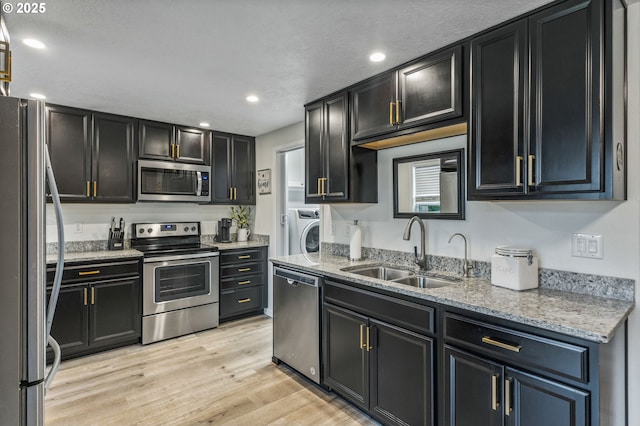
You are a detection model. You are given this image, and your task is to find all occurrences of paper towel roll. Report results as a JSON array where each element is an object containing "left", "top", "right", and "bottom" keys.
[{"left": 350, "top": 220, "right": 362, "bottom": 261}]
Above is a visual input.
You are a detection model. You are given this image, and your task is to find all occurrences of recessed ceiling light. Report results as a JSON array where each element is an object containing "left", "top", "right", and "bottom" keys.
[
  {"left": 369, "top": 52, "right": 386, "bottom": 62},
  {"left": 23, "top": 39, "right": 46, "bottom": 49},
  {"left": 199, "top": 122, "right": 210, "bottom": 127},
  {"left": 29, "top": 93, "right": 46, "bottom": 100},
  {"left": 246, "top": 95, "right": 259, "bottom": 103}
]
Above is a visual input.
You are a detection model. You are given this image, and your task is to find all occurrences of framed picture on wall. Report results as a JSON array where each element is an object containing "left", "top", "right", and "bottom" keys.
[{"left": 257, "top": 169, "right": 271, "bottom": 195}]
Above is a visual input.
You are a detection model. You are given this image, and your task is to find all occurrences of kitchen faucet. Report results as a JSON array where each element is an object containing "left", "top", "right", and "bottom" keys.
[
  {"left": 448, "top": 233, "right": 473, "bottom": 278},
  {"left": 403, "top": 216, "right": 428, "bottom": 270}
]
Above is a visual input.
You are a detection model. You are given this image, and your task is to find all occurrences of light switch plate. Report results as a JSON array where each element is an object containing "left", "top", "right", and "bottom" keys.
[{"left": 571, "top": 233, "right": 603, "bottom": 259}]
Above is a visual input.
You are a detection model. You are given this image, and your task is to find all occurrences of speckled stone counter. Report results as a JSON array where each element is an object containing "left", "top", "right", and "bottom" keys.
[
  {"left": 270, "top": 253, "right": 634, "bottom": 343},
  {"left": 46, "top": 249, "right": 143, "bottom": 264},
  {"left": 201, "top": 234, "right": 269, "bottom": 251}
]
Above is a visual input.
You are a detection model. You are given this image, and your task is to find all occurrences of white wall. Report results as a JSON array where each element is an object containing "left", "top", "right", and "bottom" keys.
[
  {"left": 254, "top": 121, "right": 305, "bottom": 315},
  {"left": 46, "top": 203, "right": 238, "bottom": 243}
]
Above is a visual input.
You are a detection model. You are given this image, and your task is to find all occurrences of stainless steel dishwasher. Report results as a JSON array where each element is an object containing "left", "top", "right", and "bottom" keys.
[{"left": 272, "top": 266, "right": 321, "bottom": 384}]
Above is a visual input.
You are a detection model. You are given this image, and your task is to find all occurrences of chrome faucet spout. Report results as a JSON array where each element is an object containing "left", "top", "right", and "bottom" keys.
[
  {"left": 403, "top": 216, "right": 428, "bottom": 270},
  {"left": 448, "top": 232, "right": 473, "bottom": 278}
]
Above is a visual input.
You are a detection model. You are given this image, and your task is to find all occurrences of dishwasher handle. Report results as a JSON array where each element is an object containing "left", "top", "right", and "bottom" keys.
[{"left": 274, "top": 267, "right": 320, "bottom": 287}]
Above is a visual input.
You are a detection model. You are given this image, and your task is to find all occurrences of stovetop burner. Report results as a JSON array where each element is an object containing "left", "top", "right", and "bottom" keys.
[{"left": 131, "top": 221, "right": 218, "bottom": 256}]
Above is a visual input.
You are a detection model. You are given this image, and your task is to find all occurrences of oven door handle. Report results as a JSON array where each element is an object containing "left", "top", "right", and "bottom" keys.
[
  {"left": 196, "top": 171, "right": 203, "bottom": 196},
  {"left": 143, "top": 251, "right": 219, "bottom": 263}
]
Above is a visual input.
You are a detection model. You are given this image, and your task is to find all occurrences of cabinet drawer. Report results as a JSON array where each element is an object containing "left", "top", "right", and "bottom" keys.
[
  {"left": 324, "top": 280, "right": 434, "bottom": 336},
  {"left": 444, "top": 313, "right": 589, "bottom": 383},
  {"left": 220, "top": 286, "right": 263, "bottom": 318},
  {"left": 220, "top": 248, "right": 264, "bottom": 265},
  {"left": 221, "top": 261, "right": 263, "bottom": 278},
  {"left": 221, "top": 274, "right": 264, "bottom": 291},
  {"left": 47, "top": 260, "right": 140, "bottom": 284}
]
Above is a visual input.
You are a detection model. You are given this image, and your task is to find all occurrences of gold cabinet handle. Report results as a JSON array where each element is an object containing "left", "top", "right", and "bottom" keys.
[
  {"left": 366, "top": 326, "right": 372, "bottom": 351},
  {"left": 482, "top": 336, "right": 522, "bottom": 353},
  {"left": 171, "top": 143, "right": 175, "bottom": 158},
  {"left": 229, "top": 187, "right": 233, "bottom": 200},
  {"left": 237, "top": 298, "right": 251, "bottom": 304},
  {"left": 395, "top": 100, "right": 402, "bottom": 125},
  {"left": 389, "top": 102, "right": 395, "bottom": 125},
  {"left": 516, "top": 156, "right": 523, "bottom": 187},
  {"left": 91, "top": 287, "right": 95, "bottom": 305},
  {"left": 528, "top": 154, "right": 535, "bottom": 187},
  {"left": 238, "top": 280, "right": 251, "bottom": 285},
  {"left": 78, "top": 270, "right": 101, "bottom": 276},
  {"left": 491, "top": 374, "right": 499, "bottom": 411},
  {"left": 238, "top": 255, "right": 251, "bottom": 259},
  {"left": 83, "top": 288, "right": 88, "bottom": 306},
  {"left": 234, "top": 187, "right": 237, "bottom": 200},
  {"left": 505, "top": 378, "right": 512, "bottom": 416},
  {"left": 238, "top": 267, "right": 251, "bottom": 272},
  {"left": 93, "top": 181, "right": 97, "bottom": 197},
  {"left": 359, "top": 324, "right": 365, "bottom": 349},
  {"left": 176, "top": 144, "right": 180, "bottom": 159},
  {"left": 86, "top": 181, "right": 91, "bottom": 197},
  {"left": 319, "top": 177, "right": 327, "bottom": 196}
]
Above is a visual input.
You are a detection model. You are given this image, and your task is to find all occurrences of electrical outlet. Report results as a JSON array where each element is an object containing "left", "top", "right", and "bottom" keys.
[
  {"left": 571, "top": 233, "right": 603, "bottom": 259},
  {"left": 73, "top": 223, "right": 83, "bottom": 234}
]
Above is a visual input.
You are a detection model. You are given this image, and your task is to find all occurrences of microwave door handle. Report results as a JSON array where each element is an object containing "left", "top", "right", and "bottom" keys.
[{"left": 196, "top": 171, "right": 203, "bottom": 196}]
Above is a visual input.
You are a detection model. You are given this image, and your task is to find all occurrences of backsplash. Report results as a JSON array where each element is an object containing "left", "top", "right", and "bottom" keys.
[{"left": 321, "top": 242, "right": 635, "bottom": 302}]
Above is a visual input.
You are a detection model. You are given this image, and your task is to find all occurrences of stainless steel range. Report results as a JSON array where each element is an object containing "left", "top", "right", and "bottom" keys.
[{"left": 131, "top": 222, "right": 219, "bottom": 344}]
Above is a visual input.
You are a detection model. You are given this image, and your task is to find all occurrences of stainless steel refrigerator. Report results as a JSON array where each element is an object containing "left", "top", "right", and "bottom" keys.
[{"left": 0, "top": 96, "right": 56, "bottom": 425}]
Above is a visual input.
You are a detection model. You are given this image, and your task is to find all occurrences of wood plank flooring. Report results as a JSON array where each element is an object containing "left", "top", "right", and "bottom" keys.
[{"left": 45, "top": 315, "right": 378, "bottom": 425}]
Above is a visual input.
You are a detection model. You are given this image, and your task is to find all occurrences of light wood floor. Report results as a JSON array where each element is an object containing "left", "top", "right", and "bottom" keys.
[{"left": 45, "top": 315, "right": 378, "bottom": 425}]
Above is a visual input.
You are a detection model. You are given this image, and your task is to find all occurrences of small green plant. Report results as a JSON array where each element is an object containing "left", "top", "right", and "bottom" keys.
[{"left": 230, "top": 205, "right": 251, "bottom": 229}]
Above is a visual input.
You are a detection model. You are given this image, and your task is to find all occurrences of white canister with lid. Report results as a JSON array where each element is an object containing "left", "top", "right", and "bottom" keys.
[
  {"left": 349, "top": 220, "right": 362, "bottom": 261},
  {"left": 491, "top": 246, "right": 539, "bottom": 291}
]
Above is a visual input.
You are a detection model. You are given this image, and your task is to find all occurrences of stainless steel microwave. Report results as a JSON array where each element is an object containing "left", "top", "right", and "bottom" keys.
[{"left": 137, "top": 159, "right": 211, "bottom": 203}]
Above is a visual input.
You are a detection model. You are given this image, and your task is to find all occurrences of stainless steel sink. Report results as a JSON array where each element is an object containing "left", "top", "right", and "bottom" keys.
[
  {"left": 392, "top": 275, "right": 458, "bottom": 289},
  {"left": 341, "top": 265, "right": 415, "bottom": 281}
]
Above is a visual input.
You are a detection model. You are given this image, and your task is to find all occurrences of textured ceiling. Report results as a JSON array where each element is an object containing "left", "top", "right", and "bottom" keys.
[{"left": 4, "top": 0, "right": 553, "bottom": 136}]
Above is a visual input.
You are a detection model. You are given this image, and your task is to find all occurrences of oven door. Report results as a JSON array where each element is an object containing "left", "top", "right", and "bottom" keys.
[{"left": 143, "top": 252, "right": 219, "bottom": 316}]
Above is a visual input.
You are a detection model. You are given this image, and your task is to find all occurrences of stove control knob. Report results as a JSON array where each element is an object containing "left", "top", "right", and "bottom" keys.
[
  {"left": 138, "top": 228, "right": 144, "bottom": 234},
  {"left": 184, "top": 227, "right": 189, "bottom": 232},
  {"left": 147, "top": 228, "right": 153, "bottom": 234},
  {"left": 191, "top": 226, "right": 196, "bottom": 231}
]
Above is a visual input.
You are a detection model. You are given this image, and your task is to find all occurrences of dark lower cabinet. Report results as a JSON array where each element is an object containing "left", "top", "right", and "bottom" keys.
[
  {"left": 323, "top": 281, "right": 434, "bottom": 425},
  {"left": 444, "top": 346, "right": 588, "bottom": 426},
  {"left": 46, "top": 259, "right": 141, "bottom": 361},
  {"left": 219, "top": 247, "right": 267, "bottom": 321}
]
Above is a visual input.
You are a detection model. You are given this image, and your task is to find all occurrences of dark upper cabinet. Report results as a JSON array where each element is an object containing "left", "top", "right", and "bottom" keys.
[
  {"left": 305, "top": 92, "right": 377, "bottom": 204},
  {"left": 469, "top": 0, "right": 625, "bottom": 200},
  {"left": 92, "top": 113, "right": 136, "bottom": 202},
  {"left": 45, "top": 105, "right": 91, "bottom": 201},
  {"left": 139, "top": 120, "right": 210, "bottom": 165},
  {"left": 351, "top": 45, "right": 463, "bottom": 143},
  {"left": 46, "top": 105, "right": 135, "bottom": 203},
  {"left": 210, "top": 132, "right": 255, "bottom": 205},
  {"left": 469, "top": 20, "right": 527, "bottom": 197}
]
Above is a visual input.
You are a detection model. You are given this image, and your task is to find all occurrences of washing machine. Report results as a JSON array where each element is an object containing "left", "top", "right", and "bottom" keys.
[{"left": 288, "top": 208, "right": 320, "bottom": 255}]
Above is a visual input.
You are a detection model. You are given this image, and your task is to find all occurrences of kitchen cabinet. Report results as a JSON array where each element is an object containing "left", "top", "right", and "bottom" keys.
[
  {"left": 46, "top": 258, "right": 141, "bottom": 361},
  {"left": 305, "top": 92, "right": 377, "bottom": 203},
  {"left": 442, "top": 312, "right": 608, "bottom": 426},
  {"left": 219, "top": 247, "right": 266, "bottom": 321},
  {"left": 323, "top": 280, "right": 434, "bottom": 425},
  {"left": 351, "top": 45, "right": 463, "bottom": 143},
  {"left": 210, "top": 132, "right": 256, "bottom": 205},
  {"left": 469, "top": 0, "right": 626, "bottom": 200},
  {"left": 139, "top": 119, "right": 210, "bottom": 165},
  {"left": 46, "top": 105, "right": 136, "bottom": 202}
]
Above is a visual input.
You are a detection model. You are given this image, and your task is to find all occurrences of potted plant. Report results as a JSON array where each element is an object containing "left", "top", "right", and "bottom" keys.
[{"left": 230, "top": 205, "right": 252, "bottom": 242}]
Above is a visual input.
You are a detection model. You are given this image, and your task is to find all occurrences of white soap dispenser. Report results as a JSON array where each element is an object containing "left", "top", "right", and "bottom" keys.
[{"left": 350, "top": 220, "right": 362, "bottom": 261}]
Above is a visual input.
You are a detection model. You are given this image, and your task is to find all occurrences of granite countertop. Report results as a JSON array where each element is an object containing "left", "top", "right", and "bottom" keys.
[
  {"left": 214, "top": 240, "right": 269, "bottom": 250},
  {"left": 270, "top": 253, "right": 634, "bottom": 344},
  {"left": 46, "top": 249, "right": 144, "bottom": 264}
]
